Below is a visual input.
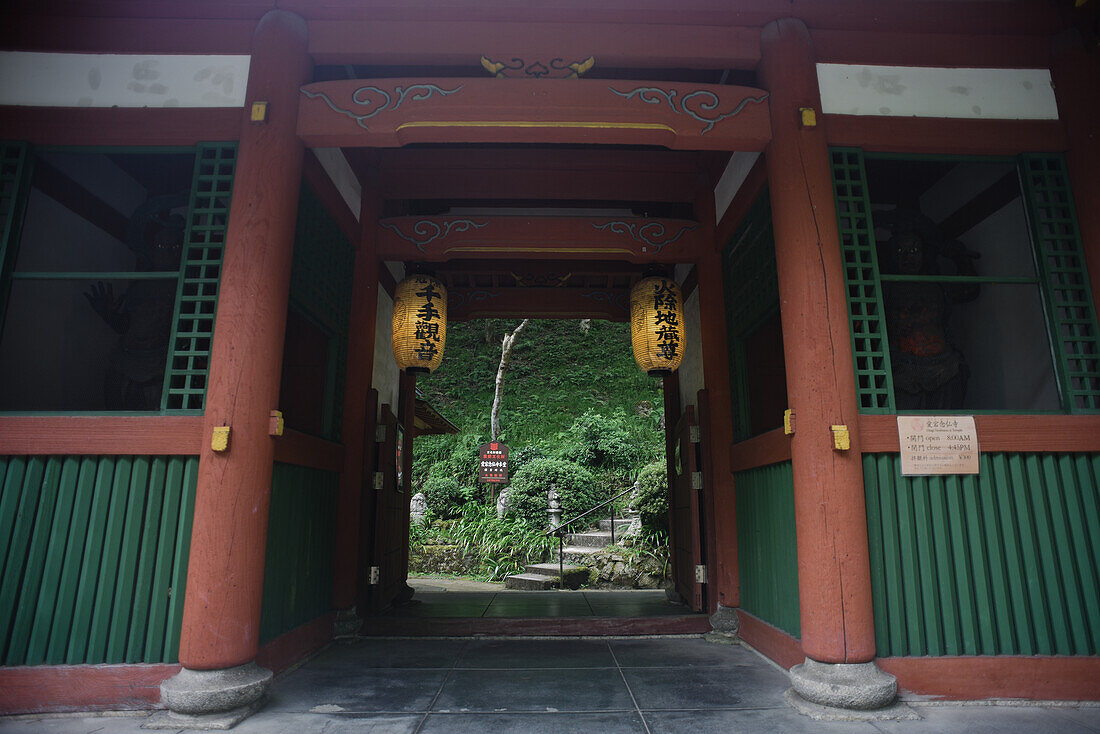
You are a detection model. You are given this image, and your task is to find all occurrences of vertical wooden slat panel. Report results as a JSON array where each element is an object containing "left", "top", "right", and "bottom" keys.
[
  {"left": 734, "top": 461, "right": 800, "bottom": 638},
  {"left": 5, "top": 456, "right": 62, "bottom": 665},
  {"left": 106, "top": 456, "right": 150, "bottom": 663},
  {"left": 46, "top": 456, "right": 99, "bottom": 663},
  {"left": 0, "top": 456, "right": 46, "bottom": 660},
  {"left": 0, "top": 457, "right": 27, "bottom": 578},
  {"left": 127, "top": 458, "right": 166, "bottom": 663},
  {"left": 866, "top": 452, "right": 1100, "bottom": 657},
  {"left": 25, "top": 457, "right": 80, "bottom": 665},
  {"left": 144, "top": 456, "right": 184, "bottom": 662},
  {"left": 863, "top": 457, "right": 890, "bottom": 657},
  {"left": 163, "top": 456, "right": 198, "bottom": 663},
  {"left": 977, "top": 455, "right": 1015, "bottom": 654},
  {"left": 990, "top": 454, "right": 1034, "bottom": 654},
  {"left": 85, "top": 456, "right": 133, "bottom": 661},
  {"left": 67, "top": 457, "right": 115, "bottom": 663}
]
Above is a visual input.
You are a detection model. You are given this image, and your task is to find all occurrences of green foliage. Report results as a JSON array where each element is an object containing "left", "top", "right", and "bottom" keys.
[
  {"left": 634, "top": 460, "right": 670, "bottom": 532},
  {"left": 508, "top": 457, "right": 601, "bottom": 528},
  {"left": 421, "top": 474, "right": 465, "bottom": 519},
  {"left": 413, "top": 319, "right": 664, "bottom": 491},
  {"left": 556, "top": 408, "right": 654, "bottom": 474},
  {"left": 416, "top": 503, "right": 556, "bottom": 581}
]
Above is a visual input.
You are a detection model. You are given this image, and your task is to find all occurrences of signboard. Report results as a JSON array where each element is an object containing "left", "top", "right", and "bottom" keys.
[
  {"left": 478, "top": 442, "right": 509, "bottom": 483},
  {"left": 897, "top": 416, "right": 980, "bottom": 476}
]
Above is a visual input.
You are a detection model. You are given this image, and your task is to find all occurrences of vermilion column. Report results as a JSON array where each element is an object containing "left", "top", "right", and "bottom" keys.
[
  {"left": 692, "top": 189, "right": 741, "bottom": 618},
  {"left": 758, "top": 20, "right": 893, "bottom": 709},
  {"left": 169, "top": 8, "right": 310, "bottom": 708},
  {"left": 332, "top": 191, "right": 382, "bottom": 624}
]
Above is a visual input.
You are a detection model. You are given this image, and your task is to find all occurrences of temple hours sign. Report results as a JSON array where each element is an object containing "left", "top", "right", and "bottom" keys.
[{"left": 897, "top": 416, "right": 980, "bottom": 476}]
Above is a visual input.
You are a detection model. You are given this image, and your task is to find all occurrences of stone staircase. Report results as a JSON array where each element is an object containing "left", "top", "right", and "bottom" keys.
[{"left": 504, "top": 518, "right": 630, "bottom": 589}]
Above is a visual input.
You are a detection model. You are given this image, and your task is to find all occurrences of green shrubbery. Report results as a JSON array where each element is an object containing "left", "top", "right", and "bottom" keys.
[
  {"left": 556, "top": 409, "right": 650, "bottom": 474},
  {"left": 421, "top": 473, "right": 467, "bottom": 519},
  {"left": 633, "top": 460, "right": 670, "bottom": 532},
  {"left": 507, "top": 457, "right": 600, "bottom": 528}
]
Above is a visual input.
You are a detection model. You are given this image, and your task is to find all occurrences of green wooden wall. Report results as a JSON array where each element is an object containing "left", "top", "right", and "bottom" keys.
[
  {"left": 735, "top": 461, "right": 801, "bottom": 637},
  {"left": 865, "top": 452, "right": 1100, "bottom": 657},
  {"left": 259, "top": 463, "right": 338, "bottom": 644},
  {"left": 0, "top": 455, "right": 197, "bottom": 666}
]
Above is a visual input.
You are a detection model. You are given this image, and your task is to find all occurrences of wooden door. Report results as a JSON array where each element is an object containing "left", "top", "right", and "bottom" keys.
[
  {"left": 360, "top": 403, "right": 406, "bottom": 612},
  {"left": 670, "top": 405, "right": 706, "bottom": 611}
]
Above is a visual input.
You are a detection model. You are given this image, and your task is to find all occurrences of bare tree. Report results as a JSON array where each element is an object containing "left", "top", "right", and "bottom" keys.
[{"left": 490, "top": 319, "right": 529, "bottom": 442}]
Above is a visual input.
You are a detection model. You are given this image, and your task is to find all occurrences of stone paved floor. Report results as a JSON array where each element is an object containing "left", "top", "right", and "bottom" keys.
[
  {"left": 387, "top": 588, "right": 691, "bottom": 618},
  {"left": 3, "top": 636, "right": 1099, "bottom": 734}
]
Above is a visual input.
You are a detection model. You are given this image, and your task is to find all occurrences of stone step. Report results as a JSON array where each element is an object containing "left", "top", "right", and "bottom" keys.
[
  {"left": 565, "top": 530, "right": 613, "bottom": 548},
  {"left": 524, "top": 563, "right": 588, "bottom": 589},
  {"left": 598, "top": 518, "right": 632, "bottom": 532},
  {"left": 504, "top": 573, "right": 558, "bottom": 590}
]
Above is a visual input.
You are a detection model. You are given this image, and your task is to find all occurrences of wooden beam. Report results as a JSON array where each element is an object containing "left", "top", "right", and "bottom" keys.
[
  {"left": 0, "top": 107, "right": 242, "bottom": 147},
  {"left": 824, "top": 115, "right": 1067, "bottom": 156},
  {"left": 31, "top": 158, "right": 130, "bottom": 243},
  {"left": 308, "top": 20, "right": 760, "bottom": 70},
  {"left": 273, "top": 428, "right": 345, "bottom": 472},
  {"left": 297, "top": 78, "right": 770, "bottom": 150},
  {"left": 811, "top": 30, "right": 1051, "bottom": 69},
  {"left": 729, "top": 426, "right": 792, "bottom": 473},
  {"left": 715, "top": 153, "right": 768, "bottom": 249},
  {"left": 938, "top": 170, "right": 1021, "bottom": 241},
  {"left": 859, "top": 414, "right": 1100, "bottom": 454},
  {"left": 449, "top": 286, "right": 629, "bottom": 321},
  {"left": 0, "top": 416, "right": 203, "bottom": 455},
  {"left": 377, "top": 215, "right": 703, "bottom": 263},
  {"left": 1, "top": 16, "right": 255, "bottom": 54}
]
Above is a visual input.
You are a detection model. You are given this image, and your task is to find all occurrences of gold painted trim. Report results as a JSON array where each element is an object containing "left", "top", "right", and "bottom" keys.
[
  {"left": 396, "top": 120, "right": 676, "bottom": 133},
  {"left": 444, "top": 246, "right": 637, "bottom": 255}
]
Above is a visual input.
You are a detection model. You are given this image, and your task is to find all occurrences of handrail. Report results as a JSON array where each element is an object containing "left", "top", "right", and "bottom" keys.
[
  {"left": 543, "top": 485, "right": 634, "bottom": 588},
  {"left": 543, "top": 485, "right": 634, "bottom": 538}
]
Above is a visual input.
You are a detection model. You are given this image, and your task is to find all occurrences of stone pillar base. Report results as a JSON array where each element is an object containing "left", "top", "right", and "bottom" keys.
[
  {"left": 704, "top": 603, "right": 740, "bottom": 644},
  {"left": 788, "top": 658, "right": 897, "bottom": 711},
  {"left": 151, "top": 662, "right": 272, "bottom": 729},
  {"left": 334, "top": 606, "right": 362, "bottom": 638}
]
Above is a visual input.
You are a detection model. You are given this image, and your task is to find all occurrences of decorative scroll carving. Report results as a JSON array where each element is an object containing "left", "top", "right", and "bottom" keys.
[
  {"left": 379, "top": 219, "right": 488, "bottom": 253},
  {"left": 591, "top": 220, "right": 698, "bottom": 254},
  {"left": 511, "top": 271, "right": 573, "bottom": 287},
  {"left": 481, "top": 55, "right": 595, "bottom": 79},
  {"left": 579, "top": 290, "right": 630, "bottom": 313},
  {"left": 450, "top": 290, "right": 502, "bottom": 308},
  {"left": 300, "top": 83, "right": 463, "bottom": 130},
  {"left": 608, "top": 86, "right": 769, "bottom": 134}
]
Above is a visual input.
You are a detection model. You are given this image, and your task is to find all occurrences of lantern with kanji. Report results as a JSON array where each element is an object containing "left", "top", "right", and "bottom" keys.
[
  {"left": 392, "top": 273, "right": 448, "bottom": 374},
  {"left": 629, "top": 275, "right": 684, "bottom": 376}
]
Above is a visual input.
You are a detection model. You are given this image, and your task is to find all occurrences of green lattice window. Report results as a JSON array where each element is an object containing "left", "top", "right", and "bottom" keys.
[
  {"left": 163, "top": 144, "right": 237, "bottom": 411},
  {"left": 1019, "top": 154, "right": 1100, "bottom": 411},
  {"left": 723, "top": 192, "right": 787, "bottom": 440},
  {"left": 0, "top": 142, "right": 236, "bottom": 414},
  {"left": 831, "top": 148, "right": 1100, "bottom": 415}
]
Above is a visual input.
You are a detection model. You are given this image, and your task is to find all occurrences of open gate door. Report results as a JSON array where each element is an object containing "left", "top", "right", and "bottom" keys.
[{"left": 670, "top": 405, "right": 706, "bottom": 612}]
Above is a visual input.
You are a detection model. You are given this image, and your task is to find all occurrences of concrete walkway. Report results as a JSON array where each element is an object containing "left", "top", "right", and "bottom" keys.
[{"left": 2, "top": 636, "right": 1098, "bottom": 733}]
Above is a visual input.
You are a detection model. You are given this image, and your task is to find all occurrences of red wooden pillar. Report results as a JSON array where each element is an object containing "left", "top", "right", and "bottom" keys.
[
  {"left": 331, "top": 190, "right": 382, "bottom": 623},
  {"left": 692, "top": 190, "right": 741, "bottom": 615},
  {"left": 758, "top": 19, "right": 878, "bottom": 668},
  {"left": 172, "top": 7, "right": 310, "bottom": 691},
  {"left": 1051, "top": 31, "right": 1100, "bottom": 303}
]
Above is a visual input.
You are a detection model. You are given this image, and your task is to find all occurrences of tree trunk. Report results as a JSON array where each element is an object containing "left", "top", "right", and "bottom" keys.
[{"left": 490, "top": 319, "right": 529, "bottom": 442}]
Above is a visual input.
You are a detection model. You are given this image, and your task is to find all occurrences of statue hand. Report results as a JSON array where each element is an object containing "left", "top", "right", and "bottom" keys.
[{"left": 84, "top": 281, "right": 128, "bottom": 332}]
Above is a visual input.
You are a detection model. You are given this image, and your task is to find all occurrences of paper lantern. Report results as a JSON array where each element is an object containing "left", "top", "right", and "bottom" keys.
[
  {"left": 630, "top": 275, "right": 684, "bottom": 376},
  {"left": 392, "top": 274, "right": 448, "bottom": 374}
]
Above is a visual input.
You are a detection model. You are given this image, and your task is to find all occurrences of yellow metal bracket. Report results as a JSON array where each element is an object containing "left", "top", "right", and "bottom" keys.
[
  {"left": 783, "top": 409, "right": 795, "bottom": 435},
  {"left": 211, "top": 426, "right": 231, "bottom": 452},
  {"left": 831, "top": 424, "right": 851, "bottom": 451},
  {"left": 269, "top": 410, "right": 285, "bottom": 437}
]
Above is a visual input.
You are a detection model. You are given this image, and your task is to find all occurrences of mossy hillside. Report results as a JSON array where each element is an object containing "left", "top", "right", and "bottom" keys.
[{"left": 413, "top": 318, "right": 663, "bottom": 492}]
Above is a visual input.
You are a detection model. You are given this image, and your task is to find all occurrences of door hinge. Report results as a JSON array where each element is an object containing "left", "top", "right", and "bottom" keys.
[
  {"left": 373, "top": 472, "right": 384, "bottom": 490},
  {"left": 690, "top": 425, "right": 701, "bottom": 444},
  {"left": 370, "top": 566, "right": 380, "bottom": 585},
  {"left": 691, "top": 472, "right": 704, "bottom": 490},
  {"left": 695, "top": 565, "right": 707, "bottom": 583}
]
